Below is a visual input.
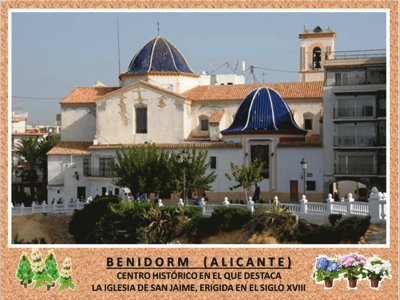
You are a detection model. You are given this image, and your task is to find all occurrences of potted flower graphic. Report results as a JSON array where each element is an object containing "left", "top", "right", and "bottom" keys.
[
  {"left": 338, "top": 253, "right": 366, "bottom": 288},
  {"left": 363, "top": 256, "right": 391, "bottom": 289},
  {"left": 313, "top": 256, "right": 340, "bottom": 288}
]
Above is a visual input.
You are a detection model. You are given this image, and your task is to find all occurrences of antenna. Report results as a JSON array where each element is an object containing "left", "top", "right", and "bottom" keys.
[
  {"left": 242, "top": 61, "right": 246, "bottom": 73},
  {"left": 262, "top": 72, "right": 266, "bottom": 83},
  {"left": 116, "top": 18, "right": 121, "bottom": 76},
  {"left": 234, "top": 58, "right": 239, "bottom": 73}
]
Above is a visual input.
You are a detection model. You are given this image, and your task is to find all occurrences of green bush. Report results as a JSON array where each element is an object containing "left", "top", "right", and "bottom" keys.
[
  {"left": 294, "top": 215, "right": 371, "bottom": 244},
  {"left": 243, "top": 204, "right": 298, "bottom": 243},
  {"left": 334, "top": 215, "right": 371, "bottom": 243},
  {"left": 294, "top": 221, "right": 336, "bottom": 244},
  {"left": 186, "top": 206, "right": 251, "bottom": 243},
  {"left": 212, "top": 206, "right": 251, "bottom": 232},
  {"left": 328, "top": 214, "right": 343, "bottom": 227},
  {"left": 69, "top": 196, "right": 121, "bottom": 243},
  {"left": 94, "top": 201, "right": 151, "bottom": 243}
]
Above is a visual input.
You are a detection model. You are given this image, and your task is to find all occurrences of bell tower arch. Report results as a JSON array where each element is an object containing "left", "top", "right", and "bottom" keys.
[{"left": 299, "top": 25, "right": 336, "bottom": 82}]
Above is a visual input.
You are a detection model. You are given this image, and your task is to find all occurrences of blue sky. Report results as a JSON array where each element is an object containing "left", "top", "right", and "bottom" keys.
[{"left": 11, "top": 11, "right": 386, "bottom": 125}]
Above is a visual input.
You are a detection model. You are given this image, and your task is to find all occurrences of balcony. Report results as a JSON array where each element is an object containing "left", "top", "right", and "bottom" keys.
[
  {"left": 326, "top": 49, "right": 386, "bottom": 60},
  {"left": 335, "top": 163, "right": 375, "bottom": 175},
  {"left": 334, "top": 136, "right": 377, "bottom": 147},
  {"left": 84, "top": 168, "right": 115, "bottom": 178}
]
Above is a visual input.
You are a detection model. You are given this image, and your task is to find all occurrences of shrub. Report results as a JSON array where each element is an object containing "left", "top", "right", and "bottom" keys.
[
  {"left": 328, "top": 214, "right": 343, "bottom": 227},
  {"left": 93, "top": 201, "right": 151, "bottom": 243},
  {"left": 294, "top": 221, "right": 336, "bottom": 244},
  {"left": 185, "top": 206, "right": 251, "bottom": 243},
  {"left": 69, "top": 196, "right": 121, "bottom": 243},
  {"left": 294, "top": 215, "right": 371, "bottom": 244},
  {"left": 244, "top": 204, "right": 298, "bottom": 242},
  {"left": 211, "top": 206, "right": 251, "bottom": 232},
  {"left": 334, "top": 215, "right": 371, "bottom": 243},
  {"left": 141, "top": 206, "right": 202, "bottom": 244}
]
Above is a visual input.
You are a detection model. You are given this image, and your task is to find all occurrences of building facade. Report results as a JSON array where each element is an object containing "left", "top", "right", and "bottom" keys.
[
  {"left": 323, "top": 50, "right": 386, "bottom": 200},
  {"left": 47, "top": 29, "right": 337, "bottom": 204}
]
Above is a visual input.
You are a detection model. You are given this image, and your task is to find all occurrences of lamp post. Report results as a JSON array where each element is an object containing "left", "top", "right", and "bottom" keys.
[
  {"left": 175, "top": 150, "right": 193, "bottom": 206},
  {"left": 300, "top": 158, "right": 308, "bottom": 196}
]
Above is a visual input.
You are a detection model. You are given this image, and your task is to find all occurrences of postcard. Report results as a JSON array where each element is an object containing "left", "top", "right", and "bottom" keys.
[{"left": 1, "top": 1, "right": 398, "bottom": 299}]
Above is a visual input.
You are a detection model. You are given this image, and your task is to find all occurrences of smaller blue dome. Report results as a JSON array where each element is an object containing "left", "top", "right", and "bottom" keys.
[
  {"left": 127, "top": 36, "right": 194, "bottom": 75},
  {"left": 222, "top": 87, "right": 306, "bottom": 135}
]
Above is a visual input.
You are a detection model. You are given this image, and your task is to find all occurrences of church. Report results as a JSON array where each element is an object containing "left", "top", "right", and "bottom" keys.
[{"left": 47, "top": 26, "right": 336, "bottom": 203}]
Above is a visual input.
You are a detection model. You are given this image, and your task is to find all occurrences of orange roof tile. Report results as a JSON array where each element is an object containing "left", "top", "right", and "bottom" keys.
[
  {"left": 47, "top": 141, "right": 92, "bottom": 155},
  {"left": 89, "top": 142, "right": 242, "bottom": 151},
  {"left": 12, "top": 132, "right": 45, "bottom": 136},
  {"left": 209, "top": 111, "right": 224, "bottom": 124},
  {"left": 60, "top": 87, "right": 119, "bottom": 105},
  {"left": 182, "top": 81, "right": 323, "bottom": 101},
  {"left": 12, "top": 117, "right": 28, "bottom": 122}
]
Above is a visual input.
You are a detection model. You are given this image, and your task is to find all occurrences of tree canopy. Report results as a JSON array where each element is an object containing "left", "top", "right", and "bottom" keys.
[{"left": 112, "top": 145, "right": 216, "bottom": 198}]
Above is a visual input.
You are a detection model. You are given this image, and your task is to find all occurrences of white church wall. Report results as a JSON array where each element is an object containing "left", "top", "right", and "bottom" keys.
[
  {"left": 61, "top": 106, "right": 96, "bottom": 141},
  {"left": 120, "top": 75, "right": 200, "bottom": 93},
  {"left": 286, "top": 100, "right": 323, "bottom": 135},
  {"left": 96, "top": 86, "right": 186, "bottom": 145},
  {"left": 276, "top": 147, "right": 324, "bottom": 201}
]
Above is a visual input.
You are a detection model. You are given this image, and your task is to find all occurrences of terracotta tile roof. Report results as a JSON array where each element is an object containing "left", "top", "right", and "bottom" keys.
[
  {"left": 89, "top": 142, "right": 242, "bottom": 150},
  {"left": 12, "top": 132, "right": 45, "bottom": 136},
  {"left": 278, "top": 134, "right": 322, "bottom": 147},
  {"left": 12, "top": 117, "right": 28, "bottom": 122},
  {"left": 60, "top": 87, "right": 119, "bottom": 105},
  {"left": 182, "top": 81, "right": 323, "bottom": 101},
  {"left": 209, "top": 111, "right": 224, "bottom": 124},
  {"left": 47, "top": 141, "right": 92, "bottom": 155}
]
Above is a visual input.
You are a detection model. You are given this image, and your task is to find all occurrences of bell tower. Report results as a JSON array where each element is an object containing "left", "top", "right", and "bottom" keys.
[{"left": 299, "top": 25, "right": 336, "bottom": 82}]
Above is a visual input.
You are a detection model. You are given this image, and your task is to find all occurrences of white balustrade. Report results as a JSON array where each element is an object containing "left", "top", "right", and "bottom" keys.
[{"left": 12, "top": 188, "right": 387, "bottom": 224}]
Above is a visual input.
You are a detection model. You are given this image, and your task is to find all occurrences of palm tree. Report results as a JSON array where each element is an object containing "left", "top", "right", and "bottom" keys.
[
  {"left": 16, "top": 138, "right": 40, "bottom": 197},
  {"left": 15, "top": 135, "right": 61, "bottom": 202}
]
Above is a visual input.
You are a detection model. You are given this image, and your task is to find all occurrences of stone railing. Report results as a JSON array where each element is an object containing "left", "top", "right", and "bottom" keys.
[
  {"left": 12, "top": 201, "right": 89, "bottom": 217},
  {"left": 195, "top": 187, "right": 387, "bottom": 224},
  {"left": 12, "top": 187, "right": 387, "bottom": 224}
]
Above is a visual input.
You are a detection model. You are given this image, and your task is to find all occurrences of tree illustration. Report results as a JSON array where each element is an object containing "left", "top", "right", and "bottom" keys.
[
  {"left": 59, "top": 257, "right": 76, "bottom": 290},
  {"left": 31, "top": 248, "right": 53, "bottom": 290},
  {"left": 16, "top": 251, "right": 34, "bottom": 288},
  {"left": 45, "top": 250, "right": 59, "bottom": 287}
]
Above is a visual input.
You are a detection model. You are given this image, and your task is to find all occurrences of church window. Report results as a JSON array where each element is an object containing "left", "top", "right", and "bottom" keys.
[
  {"left": 250, "top": 144, "right": 269, "bottom": 179},
  {"left": 304, "top": 119, "right": 313, "bottom": 130},
  {"left": 313, "top": 47, "right": 322, "bottom": 69},
  {"left": 136, "top": 107, "right": 147, "bottom": 133},
  {"left": 303, "top": 113, "right": 314, "bottom": 130},
  {"left": 210, "top": 156, "right": 217, "bottom": 169},
  {"left": 199, "top": 116, "right": 209, "bottom": 131}
]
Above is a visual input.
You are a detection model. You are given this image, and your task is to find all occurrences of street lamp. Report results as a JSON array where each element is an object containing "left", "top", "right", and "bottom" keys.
[
  {"left": 175, "top": 150, "right": 193, "bottom": 206},
  {"left": 300, "top": 158, "right": 308, "bottom": 196}
]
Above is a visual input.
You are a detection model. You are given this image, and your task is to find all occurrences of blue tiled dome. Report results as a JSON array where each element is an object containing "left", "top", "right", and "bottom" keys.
[
  {"left": 127, "top": 36, "right": 194, "bottom": 74},
  {"left": 222, "top": 87, "right": 306, "bottom": 135}
]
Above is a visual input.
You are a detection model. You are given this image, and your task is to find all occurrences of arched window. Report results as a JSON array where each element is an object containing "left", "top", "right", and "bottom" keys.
[{"left": 313, "top": 47, "right": 322, "bottom": 69}]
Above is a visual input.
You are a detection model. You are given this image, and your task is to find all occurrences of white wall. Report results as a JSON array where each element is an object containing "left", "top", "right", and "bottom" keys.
[
  {"left": 12, "top": 120, "right": 26, "bottom": 133},
  {"left": 120, "top": 74, "right": 200, "bottom": 93},
  {"left": 277, "top": 147, "right": 324, "bottom": 197},
  {"left": 61, "top": 106, "right": 96, "bottom": 141},
  {"left": 286, "top": 100, "right": 323, "bottom": 135},
  {"left": 96, "top": 86, "right": 186, "bottom": 144}
]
